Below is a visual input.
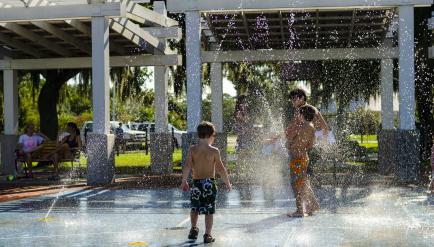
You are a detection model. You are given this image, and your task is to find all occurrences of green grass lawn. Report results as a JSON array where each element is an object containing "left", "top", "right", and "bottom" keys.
[
  {"left": 58, "top": 149, "right": 182, "bottom": 169},
  {"left": 57, "top": 136, "right": 239, "bottom": 171},
  {"left": 349, "top": 134, "right": 378, "bottom": 143},
  {"left": 348, "top": 134, "right": 378, "bottom": 153},
  {"left": 227, "top": 145, "right": 236, "bottom": 155}
]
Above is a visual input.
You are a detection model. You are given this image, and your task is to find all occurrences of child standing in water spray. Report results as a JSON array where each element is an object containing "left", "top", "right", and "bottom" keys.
[
  {"left": 181, "top": 121, "right": 232, "bottom": 243},
  {"left": 286, "top": 105, "right": 320, "bottom": 217}
]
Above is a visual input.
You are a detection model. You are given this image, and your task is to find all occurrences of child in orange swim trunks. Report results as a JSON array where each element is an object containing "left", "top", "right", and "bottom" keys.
[{"left": 286, "top": 105, "right": 320, "bottom": 217}]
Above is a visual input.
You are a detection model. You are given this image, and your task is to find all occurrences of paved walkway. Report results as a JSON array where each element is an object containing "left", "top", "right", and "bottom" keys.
[{"left": 0, "top": 176, "right": 433, "bottom": 247}]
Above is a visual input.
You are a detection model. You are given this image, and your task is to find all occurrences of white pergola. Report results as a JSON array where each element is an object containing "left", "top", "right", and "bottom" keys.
[
  {"left": 0, "top": 0, "right": 181, "bottom": 184},
  {"left": 167, "top": 0, "right": 433, "bottom": 181}
]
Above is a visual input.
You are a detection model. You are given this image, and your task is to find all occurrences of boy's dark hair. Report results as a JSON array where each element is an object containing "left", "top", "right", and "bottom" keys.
[
  {"left": 299, "top": 105, "right": 316, "bottom": 122},
  {"left": 197, "top": 121, "right": 215, "bottom": 139},
  {"left": 289, "top": 88, "right": 307, "bottom": 101}
]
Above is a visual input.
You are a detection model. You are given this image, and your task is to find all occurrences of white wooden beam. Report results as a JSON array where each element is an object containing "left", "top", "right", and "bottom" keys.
[
  {"left": 109, "top": 18, "right": 152, "bottom": 53},
  {"left": 0, "top": 47, "right": 17, "bottom": 58},
  {"left": 0, "top": 22, "right": 72, "bottom": 56},
  {"left": 126, "top": 0, "right": 178, "bottom": 27},
  {"left": 0, "top": 2, "right": 126, "bottom": 22},
  {"left": 64, "top": 19, "right": 127, "bottom": 55},
  {"left": 201, "top": 47, "right": 398, "bottom": 62},
  {"left": 23, "top": 0, "right": 54, "bottom": 7},
  {"left": 0, "top": 55, "right": 182, "bottom": 70},
  {"left": 0, "top": 33, "right": 44, "bottom": 58},
  {"left": 142, "top": 27, "right": 182, "bottom": 39},
  {"left": 110, "top": 18, "right": 168, "bottom": 53},
  {"left": 167, "top": 0, "right": 432, "bottom": 12},
  {"left": 31, "top": 21, "right": 92, "bottom": 55},
  {"left": 65, "top": 19, "right": 91, "bottom": 35}
]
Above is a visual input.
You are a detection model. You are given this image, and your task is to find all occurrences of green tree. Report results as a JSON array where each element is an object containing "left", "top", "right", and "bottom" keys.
[{"left": 348, "top": 108, "right": 380, "bottom": 143}]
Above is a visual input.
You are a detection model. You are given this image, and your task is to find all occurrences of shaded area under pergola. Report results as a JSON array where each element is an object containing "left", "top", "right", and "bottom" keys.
[{"left": 0, "top": 0, "right": 181, "bottom": 185}]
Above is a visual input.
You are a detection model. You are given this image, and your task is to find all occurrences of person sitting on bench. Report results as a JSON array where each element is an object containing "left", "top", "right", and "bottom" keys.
[
  {"left": 48, "top": 122, "right": 82, "bottom": 180},
  {"left": 18, "top": 123, "right": 49, "bottom": 178}
]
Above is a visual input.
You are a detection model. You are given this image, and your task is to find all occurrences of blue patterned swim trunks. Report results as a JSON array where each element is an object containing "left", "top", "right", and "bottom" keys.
[{"left": 190, "top": 178, "right": 217, "bottom": 215}]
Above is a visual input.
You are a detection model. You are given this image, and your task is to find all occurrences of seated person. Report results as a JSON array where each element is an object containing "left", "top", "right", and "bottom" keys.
[
  {"left": 18, "top": 124, "right": 49, "bottom": 178},
  {"left": 49, "top": 122, "right": 82, "bottom": 180}
]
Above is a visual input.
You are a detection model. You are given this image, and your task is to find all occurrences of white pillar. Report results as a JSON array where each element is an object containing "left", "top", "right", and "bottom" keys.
[
  {"left": 154, "top": 66, "right": 169, "bottom": 133},
  {"left": 112, "top": 79, "right": 116, "bottom": 121},
  {"left": 3, "top": 69, "right": 18, "bottom": 135},
  {"left": 154, "top": 1, "right": 169, "bottom": 134},
  {"left": 210, "top": 62, "right": 223, "bottom": 132},
  {"left": 398, "top": 5, "right": 415, "bottom": 130},
  {"left": 380, "top": 59, "right": 394, "bottom": 130},
  {"left": 91, "top": 16, "right": 110, "bottom": 134},
  {"left": 88, "top": 16, "right": 114, "bottom": 185},
  {"left": 185, "top": 11, "right": 202, "bottom": 132}
]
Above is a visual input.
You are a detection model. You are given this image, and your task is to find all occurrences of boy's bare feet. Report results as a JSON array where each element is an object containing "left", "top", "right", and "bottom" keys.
[
  {"left": 305, "top": 203, "right": 320, "bottom": 215},
  {"left": 287, "top": 211, "right": 308, "bottom": 217}
]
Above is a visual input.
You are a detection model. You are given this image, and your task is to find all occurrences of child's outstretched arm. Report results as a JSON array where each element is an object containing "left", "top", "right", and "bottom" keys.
[
  {"left": 215, "top": 149, "right": 232, "bottom": 191},
  {"left": 181, "top": 150, "right": 193, "bottom": 191}
]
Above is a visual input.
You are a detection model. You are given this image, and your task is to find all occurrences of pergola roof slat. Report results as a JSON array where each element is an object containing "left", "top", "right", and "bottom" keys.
[
  {"left": 31, "top": 21, "right": 92, "bottom": 55},
  {"left": 0, "top": 32, "right": 45, "bottom": 57},
  {"left": 0, "top": 22, "right": 72, "bottom": 56},
  {"left": 126, "top": 1, "right": 178, "bottom": 27},
  {"left": 205, "top": 7, "right": 395, "bottom": 50},
  {"left": 0, "top": 46, "right": 17, "bottom": 58},
  {"left": 110, "top": 18, "right": 168, "bottom": 54}
]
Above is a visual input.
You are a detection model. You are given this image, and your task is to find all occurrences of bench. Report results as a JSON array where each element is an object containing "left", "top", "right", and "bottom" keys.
[{"left": 15, "top": 140, "right": 82, "bottom": 177}]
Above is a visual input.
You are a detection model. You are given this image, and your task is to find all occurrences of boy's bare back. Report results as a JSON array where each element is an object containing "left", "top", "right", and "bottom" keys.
[
  {"left": 288, "top": 123, "right": 315, "bottom": 158},
  {"left": 187, "top": 144, "right": 221, "bottom": 179}
]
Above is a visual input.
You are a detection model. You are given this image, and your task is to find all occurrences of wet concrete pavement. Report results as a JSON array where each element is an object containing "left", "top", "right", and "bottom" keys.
[{"left": 0, "top": 178, "right": 433, "bottom": 247}]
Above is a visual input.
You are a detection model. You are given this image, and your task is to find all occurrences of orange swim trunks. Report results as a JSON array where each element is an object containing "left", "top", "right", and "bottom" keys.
[{"left": 289, "top": 157, "right": 309, "bottom": 191}]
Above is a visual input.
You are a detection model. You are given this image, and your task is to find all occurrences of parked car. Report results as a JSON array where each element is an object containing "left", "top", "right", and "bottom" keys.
[
  {"left": 129, "top": 122, "right": 186, "bottom": 148},
  {"left": 81, "top": 121, "right": 147, "bottom": 149}
]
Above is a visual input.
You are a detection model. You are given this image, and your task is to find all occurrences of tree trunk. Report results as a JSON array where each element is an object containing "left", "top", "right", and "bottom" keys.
[{"left": 38, "top": 70, "right": 79, "bottom": 140}]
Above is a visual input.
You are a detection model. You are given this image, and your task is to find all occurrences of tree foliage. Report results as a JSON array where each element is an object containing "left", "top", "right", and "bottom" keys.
[{"left": 347, "top": 108, "right": 380, "bottom": 143}]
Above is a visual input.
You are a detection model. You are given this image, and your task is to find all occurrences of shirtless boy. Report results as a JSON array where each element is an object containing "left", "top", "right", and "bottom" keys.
[
  {"left": 288, "top": 88, "right": 329, "bottom": 142},
  {"left": 286, "top": 105, "right": 320, "bottom": 217},
  {"left": 181, "top": 121, "right": 232, "bottom": 243}
]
